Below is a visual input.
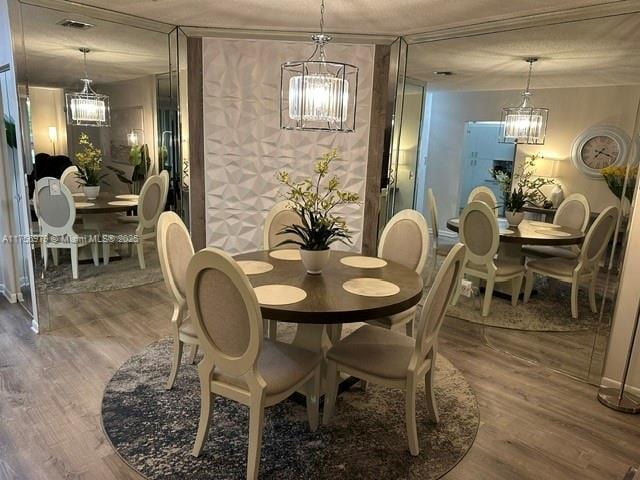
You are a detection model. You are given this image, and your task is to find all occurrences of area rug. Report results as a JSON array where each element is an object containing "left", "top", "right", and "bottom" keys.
[
  {"left": 35, "top": 242, "right": 163, "bottom": 295},
  {"left": 101, "top": 333, "right": 479, "bottom": 479}
]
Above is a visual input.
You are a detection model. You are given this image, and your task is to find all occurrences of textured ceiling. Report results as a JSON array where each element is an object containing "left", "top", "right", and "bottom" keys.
[
  {"left": 407, "top": 12, "right": 640, "bottom": 91},
  {"left": 70, "top": 0, "right": 618, "bottom": 36}
]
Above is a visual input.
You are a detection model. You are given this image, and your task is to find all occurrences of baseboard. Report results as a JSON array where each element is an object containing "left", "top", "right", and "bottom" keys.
[
  {"left": 600, "top": 376, "right": 640, "bottom": 397},
  {"left": 0, "top": 284, "right": 18, "bottom": 303}
]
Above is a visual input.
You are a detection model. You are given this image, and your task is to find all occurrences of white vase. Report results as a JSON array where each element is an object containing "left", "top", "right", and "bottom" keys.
[
  {"left": 505, "top": 211, "right": 525, "bottom": 227},
  {"left": 300, "top": 249, "right": 331, "bottom": 274},
  {"left": 83, "top": 185, "right": 100, "bottom": 200},
  {"left": 550, "top": 185, "right": 564, "bottom": 208}
]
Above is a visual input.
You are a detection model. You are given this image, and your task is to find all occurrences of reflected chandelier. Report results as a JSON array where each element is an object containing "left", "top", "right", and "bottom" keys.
[
  {"left": 280, "top": 0, "right": 358, "bottom": 132},
  {"left": 65, "top": 48, "right": 110, "bottom": 127},
  {"left": 499, "top": 57, "right": 548, "bottom": 145}
]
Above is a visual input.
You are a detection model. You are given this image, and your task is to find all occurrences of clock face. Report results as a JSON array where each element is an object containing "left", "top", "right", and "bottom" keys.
[{"left": 581, "top": 135, "right": 620, "bottom": 169}]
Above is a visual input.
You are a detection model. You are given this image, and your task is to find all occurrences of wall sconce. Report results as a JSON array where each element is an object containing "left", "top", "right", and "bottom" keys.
[
  {"left": 48, "top": 126, "right": 57, "bottom": 155},
  {"left": 127, "top": 129, "right": 144, "bottom": 147}
]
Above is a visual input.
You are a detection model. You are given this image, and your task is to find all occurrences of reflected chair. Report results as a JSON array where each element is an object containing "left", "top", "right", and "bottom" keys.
[
  {"left": 157, "top": 211, "right": 197, "bottom": 389},
  {"left": 262, "top": 200, "right": 303, "bottom": 340},
  {"left": 101, "top": 174, "right": 164, "bottom": 269},
  {"left": 367, "top": 209, "right": 429, "bottom": 336},
  {"left": 33, "top": 178, "right": 99, "bottom": 279},
  {"left": 451, "top": 201, "right": 524, "bottom": 316},
  {"left": 523, "top": 193, "right": 590, "bottom": 259},
  {"left": 60, "top": 166, "right": 84, "bottom": 195},
  {"left": 468, "top": 186, "right": 498, "bottom": 216},
  {"left": 118, "top": 170, "right": 169, "bottom": 224},
  {"left": 323, "top": 243, "right": 466, "bottom": 456},
  {"left": 524, "top": 206, "right": 618, "bottom": 319},
  {"left": 187, "top": 247, "right": 322, "bottom": 480}
]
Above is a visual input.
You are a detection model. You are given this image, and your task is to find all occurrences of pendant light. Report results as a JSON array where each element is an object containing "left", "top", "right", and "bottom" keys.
[
  {"left": 65, "top": 48, "right": 111, "bottom": 127},
  {"left": 499, "top": 57, "right": 548, "bottom": 145},
  {"left": 280, "top": 0, "right": 358, "bottom": 132}
]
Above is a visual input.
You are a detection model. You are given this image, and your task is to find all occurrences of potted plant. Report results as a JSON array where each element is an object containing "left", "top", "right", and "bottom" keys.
[
  {"left": 75, "top": 133, "right": 108, "bottom": 199},
  {"left": 108, "top": 144, "right": 151, "bottom": 194},
  {"left": 601, "top": 165, "right": 637, "bottom": 215},
  {"left": 276, "top": 149, "right": 360, "bottom": 274}
]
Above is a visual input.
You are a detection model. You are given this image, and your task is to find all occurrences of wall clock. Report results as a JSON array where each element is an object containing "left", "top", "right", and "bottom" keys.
[{"left": 571, "top": 125, "right": 632, "bottom": 179}]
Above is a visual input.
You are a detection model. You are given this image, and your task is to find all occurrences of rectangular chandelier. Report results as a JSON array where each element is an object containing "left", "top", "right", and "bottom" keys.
[
  {"left": 499, "top": 106, "right": 548, "bottom": 145},
  {"left": 66, "top": 79, "right": 111, "bottom": 127}
]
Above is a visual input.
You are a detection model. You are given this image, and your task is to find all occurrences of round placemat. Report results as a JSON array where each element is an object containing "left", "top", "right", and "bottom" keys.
[
  {"left": 269, "top": 249, "right": 301, "bottom": 261},
  {"left": 343, "top": 278, "right": 400, "bottom": 297},
  {"left": 237, "top": 260, "right": 274, "bottom": 275},
  {"left": 536, "top": 228, "right": 572, "bottom": 237},
  {"left": 340, "top": 256, "right": 388, "bottom": 269},
  {"left": 499, "top": 229, "right": 514, "bottom": 235},
  {"left": 74, "top": 202, "right": 95, "bottom": 208},
  {"left": 108, "top": 200, "right": 138, "bottom": 206},
  {"left": 72, "top": 192, "right": 85, "bottom": 197},
  {"left": 115, "top": 194, "right": 139, "bottom": 200},
  {"left": 529, "top": 221, "right": 561, "bottom": 228},
  {"left": 254, "top": 284, "right": 307, "bottom": 305}
]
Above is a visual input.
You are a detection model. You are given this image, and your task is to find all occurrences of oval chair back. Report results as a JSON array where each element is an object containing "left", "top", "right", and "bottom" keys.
[
  {"left": 157, "top": 211, "right": 194, "bottom": 307},
  {"left": 60, "top": 166, "right": 84, "bottom": 194},
  {"left": 554, "top": 193, "right": 590, "bottom": 232},
  {"left": 459, "top": 201, "right": 499, "bottom": 268},
  {"left": 468, "top": 186, "right": 498, "bottom": 215},
  {"left": 187, "top": 247, "right": 264, "bottom": 377},
  {"left": 159, "top": 169, "right": 170, "bottom": 207},
  {"left": 263, "top": 200, "right": 304, "bottom": 250},
  {"left": 34, "top": 177, "right": 76, "bottom": 236},
  {"left": 579, "top": 205, "right": 618, "bottom": 273},
  {"left": 137, "top": 175, "right": 165, "bottom": 230},
  {"left": 427, "top": 188, "right": 439, "bottom": 245},
  {"left": 378, "top": 209, "right": 429, "bottom": 274}
]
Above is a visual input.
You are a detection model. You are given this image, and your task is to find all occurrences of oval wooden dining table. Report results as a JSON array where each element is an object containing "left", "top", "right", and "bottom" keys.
[
  {"left": 233, "top": 249, "right": 424, "bottom": 354},
  {"left": 73, "top": 193, "right": 138, "bottom": 215}
]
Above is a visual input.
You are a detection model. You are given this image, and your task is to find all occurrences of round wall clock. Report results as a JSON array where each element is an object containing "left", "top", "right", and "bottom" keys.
[{"left": 571, "top": 125, "right": 632, "bottom": 179}]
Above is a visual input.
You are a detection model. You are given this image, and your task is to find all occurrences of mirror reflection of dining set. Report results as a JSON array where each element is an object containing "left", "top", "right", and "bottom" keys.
[{"left": 32, "top": 167, "right": 169, "bottom": 279}]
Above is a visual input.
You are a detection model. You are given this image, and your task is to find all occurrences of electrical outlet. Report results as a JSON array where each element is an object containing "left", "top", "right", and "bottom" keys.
[{"left": 459, "top": 279, "right": 473, "bottom": 297}]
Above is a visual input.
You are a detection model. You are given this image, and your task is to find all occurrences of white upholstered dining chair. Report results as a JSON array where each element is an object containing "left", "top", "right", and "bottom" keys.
[
  {"left": 101, "top": 174, "right": 165, "bottom": 269},
  {"left": 33, "top": 178, "right": 99, "bottom": 279},
  {"left": 157, "top": 211, "right": 197, "bottom": 389},
  {"left": 187, "top": 247, "right": 322, "bottom": 480},
  {"left": 468, "top": 185, "right": 498, "bottom": 215},
  {"left": 262, "top": 200, "right": 303, "bottom": 339},
  {"left": 118, "top": 169, "right": 169, "bottom": 224},
  {"left": 60, "top": 165, "right": 84, "bottom": 195},
  {"left": 323, "top": 243, "right": 466, "bottom": 456},
  {"left": 368, "top": 209, "right": 429, "bottom": 336},
  {"left": 451, "top": 201, "right": 525, "bottom": 316},
  {"left": 524, "top": 205, "right": 618, "bottom": 319},
  {"left": 523, "top": 193, "right": 590, "bottom": 259}
]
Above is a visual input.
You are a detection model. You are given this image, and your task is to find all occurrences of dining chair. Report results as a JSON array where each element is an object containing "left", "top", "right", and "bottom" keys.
[
  {"left": 60, "top": 165, "right": 84, "bottom": 195},
  {"left": 33, "top": 177, "right": 99, "bottom": 279},
  {"left": 262, "top": 200, "right": 303, "bottom": 340},
  {"left": 368, "top": 209, "right": 429, "bottom": 336},
  {"left": 101, "top": 174, "right": 164, "bottom": 269},
  {"left": 157, "top": 211, "right": 197, "bottom": 389},
  {"left": 524, "top": 206, "right": 618, "bottom": 319},
  {"left": 523, "top": 193, "right": 590, "bottom": 259},
  {"left": 451, "top": 201, "right": 524, "bottom": 316},
  {"left": 323, "top": 243, "right": 466, "bottom": 456},
  {"left": 468, "top": 186, "right": 498, "bottom": 216},
  {"left": 118, "top": 170, "right": 169, "bottom": 224},
  {"left": 187, "top": 247, "right": 322, "bottom": 480}
]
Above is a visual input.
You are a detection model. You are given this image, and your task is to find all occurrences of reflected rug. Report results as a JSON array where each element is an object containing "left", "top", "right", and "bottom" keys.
[{"left": 102, "top": 334, "right": 479, "bottom": 479}]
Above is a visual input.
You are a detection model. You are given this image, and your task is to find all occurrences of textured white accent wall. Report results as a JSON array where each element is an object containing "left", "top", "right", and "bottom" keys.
[{"left": 202, "top": 37, "right": 374, "bottom": 253}]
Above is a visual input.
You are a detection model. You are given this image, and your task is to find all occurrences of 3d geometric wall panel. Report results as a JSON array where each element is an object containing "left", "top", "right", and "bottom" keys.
[{"left": 202, "top": 38, "right": 374, "bottom": 253}]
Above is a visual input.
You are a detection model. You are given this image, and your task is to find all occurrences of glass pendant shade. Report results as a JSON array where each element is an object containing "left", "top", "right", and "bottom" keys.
[{"left": 66, "top": 49, "right": 111, "bottom": 127}]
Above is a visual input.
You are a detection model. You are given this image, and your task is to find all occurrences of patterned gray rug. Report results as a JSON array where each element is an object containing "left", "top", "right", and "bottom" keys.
[{"left": 101, "top": 333, "right": 479, "bottom": 479}]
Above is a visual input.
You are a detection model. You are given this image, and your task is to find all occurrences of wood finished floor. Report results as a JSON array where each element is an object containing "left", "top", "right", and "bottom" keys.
[{"left": 0, "top": 283, "right": 639, "bottom": 480}]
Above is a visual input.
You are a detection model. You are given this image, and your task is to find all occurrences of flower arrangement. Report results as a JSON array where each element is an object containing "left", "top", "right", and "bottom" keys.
[
  {"left": 276, "top": 149, "right": 360, "bottom": 251},
  {"left": 601, "top": 166, "right": 637, "bottom": 203},
  {"left": 75, "top": 133, "right": 108, "bottom": 187}
]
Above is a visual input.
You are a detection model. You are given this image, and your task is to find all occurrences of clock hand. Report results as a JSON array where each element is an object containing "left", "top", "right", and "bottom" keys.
[{"left": 594, "top": 148, "right": 613, "bottom": 159}]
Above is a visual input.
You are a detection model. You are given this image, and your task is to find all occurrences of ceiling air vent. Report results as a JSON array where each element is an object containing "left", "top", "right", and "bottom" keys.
[{"left": 57, "top": 19, "right": 95, "bottom": 30}]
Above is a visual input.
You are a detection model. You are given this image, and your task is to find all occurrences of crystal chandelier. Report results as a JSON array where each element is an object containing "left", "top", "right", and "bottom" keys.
[
  {"left": 499, "top": 58, "right": 548, "bottom": 145},
  {"left": 280, "top": 0, "right": 358, "bottom": 132},
  {"left": 65, "top": 48, "right": 110, "bottom": 127}
]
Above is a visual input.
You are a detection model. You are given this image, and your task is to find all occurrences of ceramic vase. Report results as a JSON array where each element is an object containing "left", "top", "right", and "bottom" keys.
[
  {"left": 300, "top": 249, "right": 331, "bottom": 274},
  {"left": 505, "top": 211, "right": 525, "bottom": 227},
  {"left": 83, "top": 185, "right": 100, "bottom": 200}
]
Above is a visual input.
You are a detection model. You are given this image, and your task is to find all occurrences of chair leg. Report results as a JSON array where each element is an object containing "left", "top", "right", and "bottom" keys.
[
  {"left": 247, "top": 395, "right": 266, "bottom": 480},
  {"left": 91, "top": 242, "right": 99, "bottom": 266},
  {"left": 102, "top": 242, "right": 111, "bottom": 265},
  {"left": 43, "top": 246, "right": 48, "bottom": 270},
  {"left": 405, "top": 318, "right": 414, "bottom": 337},
  {"left": 136, "top": 242, "right": 146, "bottom": 270},
  {"left": 425, "top": 365, "right": 439, "bottom": 424},
  {"left": 166, "top": 339, "right": 184, "bottom": 390},
  {"left": 523, "top": 270, "right": 535, "bottom": 303},
  {"left": 405, "top": 376, "right": 419, "bottom": 456},
  {"left": 589, "top": 276, "right": 598, "bottom": 313},
  {"left": 451, "top": 279, "right": 462, "bottom": 306},
  {"left": 51, "top": 247, "right": 59, "bottom": 266},
  {"left": 192, "top": 371, "right": 213, "bottom": 457},
  {"left": 571, "top": 279, "right": 579, "bottom": 319},
  {"left": 481, "top": 277, "right": 495, "bottom": 317},
  {"left": 187, "top": 344, "right": 199, "bottom": 365},
  {"left": 267, "top": 320, "right": 278, "bottom": 340},
  {"left": 511, "top": 274, "right": 523, "bottom": 307},
  {"left": 70, "top": 246, "right": 79, "bottom": 280},
  {"left": 306, "top": 367, "right": 321, "bottom": 432},
  {"left": 322, "top": 360, "right": 339, "bottom": 425}
]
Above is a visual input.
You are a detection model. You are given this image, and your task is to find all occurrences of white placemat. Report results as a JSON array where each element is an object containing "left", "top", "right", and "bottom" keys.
[
  {"left": 342, "top": 278, "right": 400, "bottom": 297},
  {"left": 237, "top": 260, "right": 274, "bottom": 275},
  {"left": 499, "top": 229, "right": 514, "bottom": 235},
  {"left": 254, "top": 285, "right": 307, "bottom": 305},
  {"left": 108, "top": 200, "right": 138, "bottom": 207},
  {"left": 536, "top": 228, "right": 572, "bottom": 237},
  {"left": 74, "top": 202, "right": 95, "bottom": 208},
  {"left": 340, "top": 256, "right": 388, "bottom": 269},
  {"left": 72, "top": 193, "right": 85, "bottom": 197},
  {"left": 115, "top": 194, "right": 139, "bottom": 201},
  {"left": 529, "top": 221, "right": 561, "bottom": 228},
  {"left": 269, "top": 249, "right": 301, "bottom": 261}
]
